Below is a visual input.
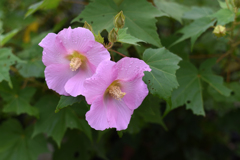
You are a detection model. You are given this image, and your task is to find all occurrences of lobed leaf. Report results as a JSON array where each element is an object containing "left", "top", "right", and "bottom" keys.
[
  {"left": 33, "top": 95, "right": 92, "bottom": 147},
  {"left": 143, "top": 48, "right": 182, "bottom": 99},
  {"left": 171, "top": 59, "right": 231, "bottom": 116},
  {"left": 0, "top": 119, "right": 48, "bottom": 160},
  {"left": 72, "top": 0, "right": 164, "bottom": 47},
  {"left": 0, "top": 48, "right": 23, "bottom": 88},
  {"left": 117, "top": 28, "right": 144, "bottom": 45}
]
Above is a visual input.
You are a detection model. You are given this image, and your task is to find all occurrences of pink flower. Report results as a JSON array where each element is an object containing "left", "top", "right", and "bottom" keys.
[
  {"left": 39, "top": 27, "right": 110, "bottom": 96},
  {"left": 84, "top": 57, "right": 151, "bottom": 131}
]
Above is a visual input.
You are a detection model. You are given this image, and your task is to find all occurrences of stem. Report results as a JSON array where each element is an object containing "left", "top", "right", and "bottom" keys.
[
  {"left": 225, "top": 0, "right": 230, "bottom": 10},
  {"left": 216, "top": 50, "right": 232, "bottom": 63},
  {"left": 109, "top": 51, "right": 115, "bottom": 61},
  {"left": 108, "top": 49, "right": 127, "bottom": 57}
]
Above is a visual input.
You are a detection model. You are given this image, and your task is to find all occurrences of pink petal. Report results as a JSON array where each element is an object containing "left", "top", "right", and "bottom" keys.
[
  {"left": 39, "top": 33, "right": 69, "bottom": 66},
  {"left": 106, "top": 97, "right": 133, "bottom": 131},
  {"left": 45, "top": 64, "right": 77, "bottom": 95},
  {"left": 120, "top": 78, "right": 149, "bottom": 110},
  {"left": 64, "top": 62, "right": 95, "bottom": 97},
  {"left": 86, "top": 97, "right": 109, "bottom": 131},
  {"left": 115, "top": 57, "right": 151, "bottom": 81},
  {"left": 84, "top": 41, "right": 111, "bottom": 67},
  {"left": 57, "top": 27, "right": 95, "bottom": 54},
  {"left": 84, "top": 60, "right": 117, "bottom": 104}
]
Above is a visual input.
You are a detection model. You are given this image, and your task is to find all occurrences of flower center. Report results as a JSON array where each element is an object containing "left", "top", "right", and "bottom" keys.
[
  {"left": 70, "top": 57, "right": 82, "bottom": 71},
  {"left": 67, "top": 51, "right": 86, "bottom": 71},
  {"left": 108, "top": 85, "right": 126, "bottom": 100}
]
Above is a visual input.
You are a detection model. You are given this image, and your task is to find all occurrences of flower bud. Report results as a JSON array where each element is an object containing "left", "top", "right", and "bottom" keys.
[
  {"left": 213, "top": 25, "right": 226, "bottom": 38},
  {"left": 114, "top": 11, "right": 125, "bottom": 29},
  {"left": 234, "top": 0, "right": 240, "bottom": 8},
  {"left": 108, "top": 28, "right": 118, "bottom": 43},
  {"left": 83, "top": 21, "right": 93, "bottom": 32}
]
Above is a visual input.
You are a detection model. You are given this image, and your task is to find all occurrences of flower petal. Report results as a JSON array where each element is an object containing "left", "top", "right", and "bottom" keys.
[
  {"left": 120, "top": 78, "right": 149, "bottom": 110},
  {"left": 39, "top": 33, "right": 69, "bottom": 66},
  {"left": 84, "top": 60, "right": 117, "bottom": 104},
  {"left": 84, "top": 41, "right": 111, "bottom": 67},
  {"left": 65, "top": 62, "right": 95, "bottom": 97},
  {"left": 115, "top": 57, "right": 151, "bottom": 81},
  {"left": 106, "top": 97, "right": 133, "bottom": 131},
  {"left": 86, "top": 97, "right": 109, "bottom": 131},
  {"left": 45, "top": 64, "right": 77, "bottom": 95},
  {"left": 57, "top": 27, "right": 95, "bottom": 54}
]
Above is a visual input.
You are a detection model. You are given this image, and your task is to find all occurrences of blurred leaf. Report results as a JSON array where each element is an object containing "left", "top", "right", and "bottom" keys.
[
  {"left": 117, "top": 131, "right": 123, "bottom": 138},
  {"left": 0, "top": 119, "right": 48, "bottom": 160},
  {"left": 0, "top": 29, "right": 19, "bottom": 46},
  {"left": 117, "top": 28, "right": 144, "bottom": 45},
  {"left": 41, "top": 0, "right": 61, "bottom": 9},
  {"left": 33, "top": 95, "right": 92, "bottom": 147},
  {"left": 0, "top": 81, "right": 39, "bottom": 117},
  {"left": 53, "top": 131, "right": 91, "bottom": 160},
  {"left": 73, "top": 0, "right": 164, "bottom": 47},
  {"left": 25, "top": 0, "right": 60, "bottom": 18},
  {"left": 55, "top": 96, "right": 84, "bottom": 113},
  {"left": 143, "top": 48, "right": 182, "bottom": 99},
  {"left": 210, "top": 9, "right": 234, "bottom": 25},
  {"left": 16, "top": 32, "right": 47, "bottom": 78},
  {"left": 135, "top": 94, "right": 167, "bottom": 129},
  {"left": 0, "top": 48, "right": 23, "bottom": 88},
  {"left": 25, "top": 1, "right": 43, "bottom": 18},
  {"left": 16, "top": 47, "right": 45, "bottom": 78},
  {"left": 171, "top": 17, "right": 216, "bottom": 50},
  {"left": 154, "top": 0, "right": 190, "bottom": 23},
  {"left": 183, "top": 6, "right": 214, "bottom": 20},
  {"left": 208, "top": 82, "right": 240, "bottom": 103},
  {"left": 171, "top": 59, "right": 231, "bottom": 116},
  {"left": 0, "top": 20, "right": 3, "bottom": 34}
]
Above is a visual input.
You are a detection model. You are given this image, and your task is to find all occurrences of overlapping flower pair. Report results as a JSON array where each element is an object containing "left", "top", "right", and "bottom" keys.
[{"left": 39, "top": 13, "right": 151, "bottom": 131}]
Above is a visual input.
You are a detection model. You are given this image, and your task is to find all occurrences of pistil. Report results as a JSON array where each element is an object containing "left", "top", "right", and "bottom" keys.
[
  {"left": 70, "top": 57, "right": 82, "bottom": 71},
  {"left": 108, "top": 85, "right": 126, "bottom": 100}
]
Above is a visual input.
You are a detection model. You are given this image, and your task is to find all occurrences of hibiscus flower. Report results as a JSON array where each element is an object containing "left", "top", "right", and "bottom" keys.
[
  {"left": 84, "top": 57, "right": 151, "bottom": 130},
  {"left": 39, "top": 27, "right": 110, "bottom": 96}
]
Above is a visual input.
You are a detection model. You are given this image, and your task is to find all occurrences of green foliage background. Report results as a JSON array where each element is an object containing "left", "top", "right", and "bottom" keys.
[{"left": 0, "top": 0, "right": 240, "bottom": 159}]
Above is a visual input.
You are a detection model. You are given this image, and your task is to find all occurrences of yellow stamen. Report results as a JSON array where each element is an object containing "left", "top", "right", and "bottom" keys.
[
  {"left": 108, "top": 85, "right": 126, "bottom": 100},
  {"left": 70, "top": 57, "right": 82, "bottom": 71}
]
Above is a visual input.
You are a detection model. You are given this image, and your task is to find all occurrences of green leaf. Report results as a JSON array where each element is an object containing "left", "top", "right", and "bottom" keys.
[
  {"left": 55, "top": 96, "right": 84, "bottom": 113},
  {"left": 0, "top": 119, "right": 48, "bottom": 160},
  {"left": 0, "top": 20, "right": 3, "bottom": 35},
  {"left": 135, "top": 94, "right": 167, "bottom": 129},
  {"left": 0, "top": 81, "right": 39, "bottom": 117},
  {"left": 154, "top": 0, "right": 190, "bottom": 23},
  {"left": 171, "top": 17, "right": 216, "bottom": 50},
  {"left": 25, "top": 1, "right": 43, "bottom": 18},
  {"left": 117, "top": 131, "right": 123, "bottom": 138},
  {"left": 94, "top": 32, "right": 104, "bottom": 44},
  {"left": 210, "top": 9, "right": 234, "bottom": 25},
  {"left": 171, "top": 59, "right": 231, "bottom": 116},
  {"left": 208, "top": 82, "right": 240, "bottom": 103},
  {"left": 16, "top": 32, "right": 47, "bottom": 78},
  {"left": 25, "top": 0, "right": 60, "bottom": 18},
  {"left": 53, "top": 131, "right": 91, "bottom": 160},
  {"left": 206, "top": 83, "right": 239, "bottom": 116},
  {"left": 183, "top": 7, "right": 214, "bottom": 20},
  {"left": 117, "top": 28, "right": 144, "bottom": 45},
  {"left": 0, "top": 48, "right": 23, "bottom": 88},
  {"left": 0, "top": 29, "right": 19, "bottom": 46},
  {"left": 16, "top": 47, "right": 45, "bottom": 78},
  {"left": 72, "top": 0, "right": 163, "bottom": 47},
  {"left": 33, "top": 95, "right": 92, "bottom": 147},
  {"left": 143, "top": 48, "right": 182, "bottom": 99}
]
